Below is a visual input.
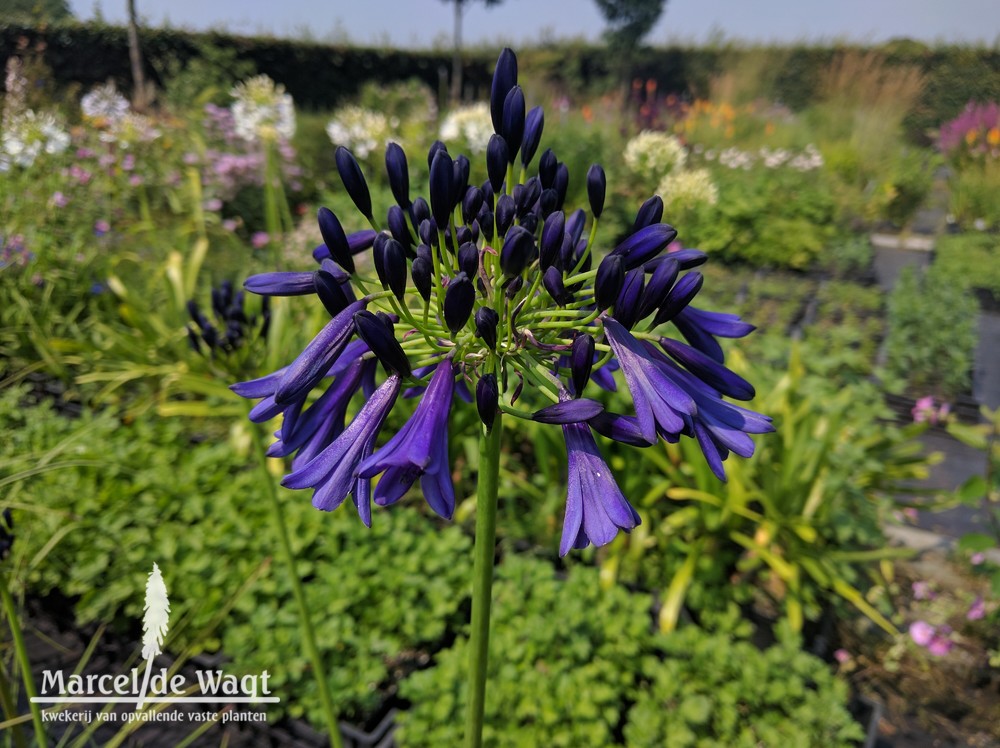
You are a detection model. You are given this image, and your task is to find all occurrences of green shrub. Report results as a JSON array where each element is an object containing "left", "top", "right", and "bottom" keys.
[
  {"left": 935, "top": 232, "right": 1000, "bottom": 300},
  {"left": 397, "top": 556, "right": 863, "bottom": 747},
  {"left": 885, "top": 266, "right": 979, "bottom": 399}
]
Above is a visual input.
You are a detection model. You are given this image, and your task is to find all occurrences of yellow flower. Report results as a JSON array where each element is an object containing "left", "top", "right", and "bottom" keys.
[{"left": 966, "top": 129, "right": 979, "bottom": 146}]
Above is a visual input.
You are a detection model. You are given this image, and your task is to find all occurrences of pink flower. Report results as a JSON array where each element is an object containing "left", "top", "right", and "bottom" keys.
[
  {"left": 833, "top": 648, "right": 850, "bottom": 664},
  {"left": 666, "top": 240, "right": 683, "bottom": 253},
  {"left": 971, "top": 552, "right": 986, "bottom": 566},
  {"left": 912, "top": 581, "right": 934, "bottom": 600},
  {"left": 222, "top": 219, "right": 239, "bottom": 232},
  {"left": 122, "top": 153, "right": 136, "bottom": 171},
  {"left": 251, "top": 231, "right": 269, "bottom": 249},
  {"left": 912, "top": 396, "right": 934, "bottom": 423},
  {"left": 204, "top": 198, "right": 223, "bottom": 212},
  {"left": 967, "top": 596, "right": 986, "bottom": 621},
  {"left": 909, "top": 620, "right": 935, "bottom": 646},
  {"left": 94, "top": 220, "right": 111, "bottom": 236},
  {"left": 128, "top": 175, "right": 143, "bottom": 187},
  {"left": 927, "top": 635, "right": 953, "bottom": 656},
  {"left": 51, "top": 191, "right": 69, "bottom": 208}
]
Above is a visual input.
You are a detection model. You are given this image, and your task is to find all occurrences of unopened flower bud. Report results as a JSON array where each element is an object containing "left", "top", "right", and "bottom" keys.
[
  {"left": 476, "top": 373, "right": 499, "bottom": 430},
  {"left": 531, "top": 399, "right": 604, "bottom": 424},
  {"left": 427, "top": 139, "right": 449, "bottom": 168},
  {"left": 571, "top": 334, "right": 595, "bottom": 396},
  {"left": 495, "top": 194, "right": 516, "bottom": 238},
  {"left": 444, "top": 272, "right": 475, "bottom": 334},
  {"left": 411, "top": 256, "right": 433, "bottom": 302},
  {"left": 653, "top": 271, "right": 703, "bottom": 326},
  {"left": 487, "top": 134, "right": 509, "bottom": 193},
  {"left": 553, "top": 162, "right": 569, "bottom": 209},
  {"left": 458, "top": 242, "right": 479, "bottom": 278},
  {"left": 539, "top": 189, "right": 558, "bottom": 218},
  {"left": 462, "top": 186, "right": 484, "bottom": 225},
  {"left": 500, "top": 225, "right": 535, "bottom": 277},
  {"left": 587, "top": 164, "right": 606, "bottom": 218},
  {"left": 614, "top": 268, "right": 645, "bottom": 329},
  {"left": 429, "top": 150, "right": 454, "bottom": 230},
  {"left": 633, "top": 195, "right": 663, "bottom": 232},
  {"left": 353, "top": 310, "right": 410, "bottom": 376},
  {"left": 638, "top": 258, "right": 679, "bottom": 320},
  {"left": 313, "top": 268, "right": 351, "bottom": 317},
  {"left": 411, "top": 196, "right": 430, "bottom": 226},
  {"left": 475, "top": 307, "right": 499, "bottom": 349},
  {"left": 418, "top": 218, "right": 439, "bottom": 247},
  {"left": 610, "top": 223, "right": 677, "bottom": 270},
  {"left": 539, "top": 210, "right": 565, "bottom": 270},
  {"left": 521, "top": 106, "right": 544, "bottom": 167},
  {"left": 543, "top": 266, "right": 571, "bottom": 306},
  {"left": 382, "top": 238, "right": 407, "bottom": 301},
  {"left": 594, "top": 255, "right": 625, "bottom": 309},
  {"left": 387, "top": 204, "right": 413, "bottom": 250},
  {"left": 385, "top": 141, "right": 410, "bottom": 208},
  {"left": 491, "top": 48, "right": 518, "bottom": 133},
  {"left": 317, "top": 207, "right": 355, "bottom": 274},
  {"left": 501, "top": 86, "right": 525, "bottom": 162},
  {"left": 538, "top": 148, "right": 557, "bottom": 188},
  {"left": 335, "top": 146, "right": 372, "bottom": 219}
]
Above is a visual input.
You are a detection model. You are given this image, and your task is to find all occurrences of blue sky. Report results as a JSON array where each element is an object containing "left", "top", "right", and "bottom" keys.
[{"left": 67, "top": 0, "right": 1000, "bottom": 46}]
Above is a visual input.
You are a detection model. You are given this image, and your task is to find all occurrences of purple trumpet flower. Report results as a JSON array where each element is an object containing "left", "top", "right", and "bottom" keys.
[
  {"left": 358, "top": 360, "right": 457, "bottom": 519},
  {"left": 610, "top": 223, "right": 678, "bottom": 270},
  {"left": 603, "top": 317, "right": 695, "bottom": 443},
  {"left": 559, "top": 421, "right": 641, "bottom": 556},
  {"left": 283, "top": 374, "right": 402, "bottom": 525},
  {"left": 672, "top": 306, "right": 755, "bottom": 364}
]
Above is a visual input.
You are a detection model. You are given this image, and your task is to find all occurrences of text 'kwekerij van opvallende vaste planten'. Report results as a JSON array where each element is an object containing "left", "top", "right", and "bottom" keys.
[{"left": 230, "top": 48, "right": 772, "bottom": 746}]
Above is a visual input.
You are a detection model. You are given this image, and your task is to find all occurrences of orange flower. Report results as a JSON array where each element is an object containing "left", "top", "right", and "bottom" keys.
[
  {"left": 987, "top": 127, "right": 1000, "bottom": 147},
  {"left": 966, "top": 129, "right": 979, "bottom": 146},
  {"left": 581, "top": 104, "right": 593, "bottom": 123}
]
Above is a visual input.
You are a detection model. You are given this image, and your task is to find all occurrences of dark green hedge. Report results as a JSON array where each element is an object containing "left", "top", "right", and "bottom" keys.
[{"left": 3, "top": 22, "right": 999, "bottom": 131}]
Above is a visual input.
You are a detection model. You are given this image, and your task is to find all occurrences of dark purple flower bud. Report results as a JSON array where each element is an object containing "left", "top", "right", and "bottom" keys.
[
  {"left": 348, "top": 229, "right": 377, "bottom": 255},
  {"left": 444, "top": 272, "right": 475, "bottom": 334},
  {"left": 411, "top": 196, "right": 431, "bottom": 226},
  {"left": 418, "top": 218, "right": 439, "bottom": 248},
  {"left": 540, "top": 211, "right": 565, "bottom": 270},
  {"left": 491, "top": 47, "right": 518, "bottom": 133},
  {"left": 372, "top": 233, "right": 388, "bottom": 286},
  {"left": 462, "top": 186, "right": 484, "bottom": 225},
  {"left": 455, "top": 226, "right": 474, "bottom": 246},
  {"left": 633, "top": 195, "right": 664, "bottom": 232},
  {"left": 505, "top": 275, "right": 524, "bottom": 298},
  {"left": 480, "top": 180, "right": 495, "bottom": 205},
  {"left": 610, "top": 223, "right": 678, "bottom": 270},
  {"left": 387, "top": 204, "right": 413, "bottom": 250},
  {"left": 476, "top": 374, "right": 499, "bottom": 430},
  {"left": 614, "top": 267, "right": 645, "bottom": 329},
  {"left": 415, "top": 243, "right": 432, "bottom": 263},
  {"left": 638, "top": 258, "right": 679, "bottom": 320},
  {"left": 532, "top": 399, "right": 604, "bottom": 424},
  {"left": 385, "top": 141, "right": 410, "bottom": 208},
  {"left": 644, "top": 248, "right": 708, "bottom": 273},
  {"left": 538, "top": 148, "right": 557, "bottom": 188},
  {"left": 411, "top": 256, "right": 433, "bottom": 302},
  {"left": 458, "top": 242, "right": 479, "bottom": 278},
  {"left": 595, "top": 254, "right": 624, "bottom": 310},
  {"left": 653, "top": 271, "right": 704, "bottom": 326},
  {"left": 430, "top": 150, "right": 454, "bottom": 230},
  {"left": 486, "top": 134, "right": 509, "bottom": 194},
  {"left": 427, "top": 139, "right": 449, "bottom": 169},
  {"left": 566, "top": 208, "right": 586, "bottom": 246},
  {"left": 495, "top": 194, "right": 516, "bottom": 238},
  {"left": 589, "top": 411, "right": 654, "bottom": 447},
  {"left": 571, "top": 334, "right": 595, "bottom": 396},
  {"left": 354, "top": 310, "right": 410, "bottom": 376},
  {"left": 587, "top": 164, "right": 606, "bottom": 218},
  {"left": 500, "top": 225, "right": 535, "bottom": 277},
  {"left": 539, "top": 188, "right": 558, "bottom": 218},
  {"left": 313, "top": 269, "right": 351, "bottom": 317},
  {"left": 520, "top": 213, "right": 539, "bottom": 235},
  {"left": 382, "top": 238, "right": 407, "bottom": 301},
  {"left": 453, "top": 155, "right": 470, "bottom": 205},
  {"left": 553, "top": 162, "right": 569, "bottom": 209},
  {"left": 659, "top": 336, "right": 755, "bottom": 400},
  {"left": 521, "top": 106, "right": 544, "bottom": 167},
  {"left": 543, "top": 266, "right": 572, "bottom": 305},
  {"left": 335, "top": 146, "right": 372, "bottom": 219},
  {"left": 476, "top": 205, "right": 495, "bottom": 242},
  {"left": 245, "top": 271, "right": 316, "bottom": 296},
  {"left": 501, "top": 86, "right": 525, "bottom": 162},
  {"left": 515, "top": 177, "right": 541, "bottom": 216},
  {"left": 475, "top": 307, "right": 499, "bottom": 349},
  {"left": 317, "top": 207, "right": 355, "bottom": 274}
]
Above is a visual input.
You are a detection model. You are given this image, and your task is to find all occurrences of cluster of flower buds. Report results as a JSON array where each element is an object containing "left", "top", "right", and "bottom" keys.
[
  {"left": 187, "top": 280, "right": 270, "bottom": 355},
  {"left": 233, "top": 48, "right": 771, "bottom": 555}
]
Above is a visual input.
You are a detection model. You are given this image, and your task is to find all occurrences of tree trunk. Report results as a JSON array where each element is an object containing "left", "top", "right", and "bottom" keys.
[
  {"left": 127, "top": 0, "right": 147, "bottom": 111},
  {"left": 450, "top": 0, "right": 463, "bottom": 102}
]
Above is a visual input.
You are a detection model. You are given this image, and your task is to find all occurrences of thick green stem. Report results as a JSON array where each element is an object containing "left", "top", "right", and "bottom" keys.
[
  {"left": 0, "top": 569, "right": 45, "bottom": 747},
  {"left": 248, "top": 416, "right": 344, "bottom": 748},
  {"left": 463, "top": 413, "right": 503, "bottom": 748}
]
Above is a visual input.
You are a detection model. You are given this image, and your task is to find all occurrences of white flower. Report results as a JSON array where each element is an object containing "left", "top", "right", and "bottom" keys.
[
  {"left": 788, "top": 143, "right": 824, "bottom": 172},
  {"left": 325, "top": 106, "right": 390, "bottom": 159},
  {"left": 1, "top": 110, "right": 69, "bottom": 168},
  {"left": 657, "top": 168, "right": 718, "bottom": 213},
  {"left": 231, "top": 75, "right": 296, "bottom": 142},
  {"left": 719, "top": 147, "right": 754, "bottom": 170},
  {"left": 101, "top": 112, "right": 161, "bottom": 148},
  {"left": 624, "top": 131, "right": 687, "bottom": 183},
  {"left": 440, "top": 103, "right": 493, "bottom": 155},
  {"left": 81, "top": 83, "right": 130, "bottom": 124}
]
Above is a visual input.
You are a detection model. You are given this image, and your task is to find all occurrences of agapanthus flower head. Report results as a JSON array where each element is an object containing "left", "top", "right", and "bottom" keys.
[
  {"left": 1, "top": 110, "right": 70, "bottom": 170},
  {"left": 326, "top": 105, "right": 391, "bottom": 160},
  {"left": 81, "top": 82, "right": 130, "bottom": 126},
  {"left": 624, "top": 130, "right": 687, "bottom": 185},
  {"left": 233, "top": 48, "right": 770, "bottom": 553},
  {"left": 187, "top": 280, "right": 270, "bottom": 356},
  {"left": 231, "top": 74, "right": 296, "bottom": 142}
]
